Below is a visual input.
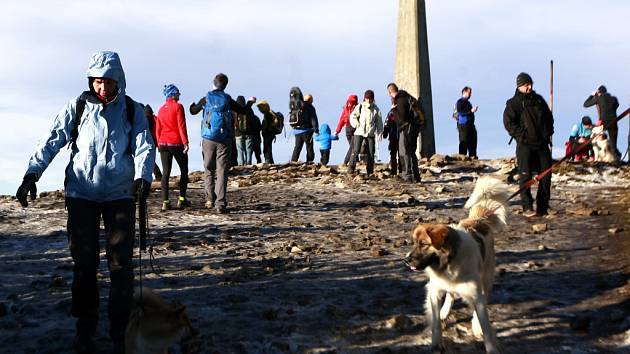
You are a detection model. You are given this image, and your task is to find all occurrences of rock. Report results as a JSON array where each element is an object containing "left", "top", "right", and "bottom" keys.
[
  {"left": 393, "top": 239, "right": 407, "bottom": 248},
  {"left": 48, "top": 276, "right": 66, "bottom": 288},
  {"left": 370, "top": 246, "right": 385, "bottom": 257},
  {"left": 435, "top": 186, "right": 445, "bottom": 193},
  {"left": 384, "top": 314, "right": 413, "bottom": 330},
  {"left": 567, "top": 207, "right": 597, "bottom": 216},
  {"left": 538, "top": 244, "right": 548, "bottom": 251},
  {"left": 532, "top": 224, "right": 548, "bottom": 233},
  {"left": 290, "top": 246, "right": 303, "bottom": 254},
  {"left": 608, "top": 228, "right": 623, "bottom": 235}
]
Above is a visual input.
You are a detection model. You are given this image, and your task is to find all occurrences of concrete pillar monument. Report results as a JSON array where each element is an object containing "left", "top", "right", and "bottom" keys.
[{"left": 394, "top": 0, "right": 435, "bottom": 157}]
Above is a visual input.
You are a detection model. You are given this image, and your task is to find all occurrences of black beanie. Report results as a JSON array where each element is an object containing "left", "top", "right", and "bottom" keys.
[
  {"left": 581, "top": 116, "right": 592, "bottom": 126},
  {"left": 597, "top": 85, "right": 607, "bottom": 94},
  {"left": 516, "top": 72, "right": 533, "bottom": 87}
]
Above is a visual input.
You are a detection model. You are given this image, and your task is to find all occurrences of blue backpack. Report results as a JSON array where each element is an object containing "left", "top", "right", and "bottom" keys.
[{"left": 202, "top": 91, "right": 233, "bottom": 142}]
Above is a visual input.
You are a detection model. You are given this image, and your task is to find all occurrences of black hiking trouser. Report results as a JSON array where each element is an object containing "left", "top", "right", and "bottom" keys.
[
  {"left": 399, "top": 126, "right": 421, "bottom": 182},
  {"left": 604, "top": 121, "right": 621, "bottom": 157},
  {"left": 517, "top": 144, "right": 552, "bottom": 213},
  {"left": 388, "top": 138, "right": 401, "bottom": 175},
  {"left": 159, "top": 145, "right": 188, "bottom": 201},
  {"left": 457, "top": 122, "right": 478, "bottom": 157},
  {"left": 343, "top": 133, "right": 354, "bottom": 165},
  {"left": 291, "top": 131, "right": 315, "bottom": 162},
  {"left": 66, "top": 197, "right": 135, "bottom": 348},
  {"left": 348, "top": 135, "right": 376, "bottom": 175},
  {"left": 320, "top": 149, "right": 331, "bottom": 165},
  {"left": 252, "top": 133, "right": 262, "bottom": 164},
  {"left": 263, "top": 133, "right": 275, "bottom": 164}
]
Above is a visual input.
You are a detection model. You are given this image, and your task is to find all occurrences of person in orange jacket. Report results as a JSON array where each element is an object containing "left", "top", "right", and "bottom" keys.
[{"left": 156, "top": 84, "right": 190, "bottom": 210}]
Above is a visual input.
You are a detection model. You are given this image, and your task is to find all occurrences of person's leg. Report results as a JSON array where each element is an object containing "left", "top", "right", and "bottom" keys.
[
  {"left": 153, "top": 163, "right": 162, "bottom": 181},
  {"left": 172, "top": 147, "right": 189, "bottom": 200},
  {"left": 607, "top": 123, "right": 620, "bottom": 157},
  {"left": 215, "top": 141, "right": 231, "bottom": 211},
  {"left": 344, "top": 133, "right": 354, "bottom": 165},
  {"left": 517, "top": 144, "right": 534, "bottom": 211},
  {"left": 252, "top": 134, "right": 262, "bottom": 164},
  {"left": 263, "top": 134, "right": 274, "bottom": 164},
  {"left": 102, "top": 199, "right": 135, "bottom": 353},
  {"left": 469, "top": 123, "right": 478, "bottom": 158},
  {"left": 159, "top": 149, "right": 174, "bottom": 203},
  {"left": 291, "top": 134, "right": 305, "bottom": 162},
  {"left": 235, "top": 135, "right": 245, "bottom": 166},
  {"left": 458, "top": 124, "right": 468, "bottom": 155},
  {"left": 66, "top": 198, "right": 101, "bottom": 352},
  {"left": 306, "top": 131, "right": 315, "bottom": 162},
  {"left": 320, "top": 149, "right": 329, "bottom": 165},
  {"left": 535, "top": 146, "right": 552, "bottom": 215},
  {"left": 410, "top": 127, "right": 421, "bottom": 182},
  {"left": 366, "top": 137, "right": 376, "bottom": 175},
  {"left": 398, "top": 130, "right": 412, "bottom": 181},
  {"left": 245, "top": 135, "right": 253, "bottom": 165},
  {"left": 348, "top": 135, "right": 363, "bottom": 173},
  {"left": 202, "top": 139, "right": 217, "bottom": 207}
]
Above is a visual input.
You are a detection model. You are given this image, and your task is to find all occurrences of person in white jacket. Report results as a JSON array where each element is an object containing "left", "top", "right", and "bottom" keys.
[{"left": 347, "top": 90, "right": 383, "bottom": 176}]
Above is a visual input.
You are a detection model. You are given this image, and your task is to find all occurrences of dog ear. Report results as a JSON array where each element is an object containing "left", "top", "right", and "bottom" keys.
[{"left": 424, "top": 224, "right": 450, "bottom": 250}]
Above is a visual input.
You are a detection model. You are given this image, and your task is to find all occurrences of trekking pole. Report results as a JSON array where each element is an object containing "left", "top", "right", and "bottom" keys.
[{"left": 506, "top": 106, "right": 630, "bottom": 203}]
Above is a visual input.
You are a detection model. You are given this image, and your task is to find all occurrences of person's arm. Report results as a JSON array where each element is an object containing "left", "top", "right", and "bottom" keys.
[
  {"left": 503, "top": 100, "right": 525, "bottom": 142},
  {"left": 189, "top": 96, "right": 206, "bottom": 115},
  {"left": 569, "top": 124, "right": 579, "bottom": 139},
  {"left": 310, "top": 106, "right": 319, "bottom": 134},
  {"left": 229, "top": 97, "right": 256, "bottom": 115},
  {"left": 349, "top": 105, "right": 360, "bottom": 128},
  {"left": 130, "top": 101, "right": 156, "bottom": 183},
  {"left": 176, "top": 103, "right": 189, "bottom": 151},
  {"left": 375, "top": 107, "right": 383, "bottom": 135},
  {"left": 25, "top": 100, "right": 78, "bottom": 179},
  {"left": 155, "top": 110, "right": 162, "bottom": 144},
  {"left": 335, "top": 110, "right": 346, "bottom": 135},
  {"left": 583, "top": 94, "right": 597, "bottom": 108}
]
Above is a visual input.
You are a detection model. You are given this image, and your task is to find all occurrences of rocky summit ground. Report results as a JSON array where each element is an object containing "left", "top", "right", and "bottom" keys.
[{"left": 0, "top": 156, "right": 629, "bottom": 354}]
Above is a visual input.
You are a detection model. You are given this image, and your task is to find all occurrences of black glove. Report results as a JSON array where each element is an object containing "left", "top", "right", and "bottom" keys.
[
  {"left": 16, "top": 173, "right": 38, "bottom": 207},
  {"left": 133, "top": 178, "right": 151, "bottom": 202}
]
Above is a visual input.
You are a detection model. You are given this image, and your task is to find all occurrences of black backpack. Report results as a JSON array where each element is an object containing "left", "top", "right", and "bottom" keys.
[
  {"left": 288, "top": 87, "right": 307, "bottom": 128},
  {"left": 71, "top": 91, "right": 136, "bottom": 150},
  {"left": 407, "top": 95, "right": 425, "bottom": 129}
]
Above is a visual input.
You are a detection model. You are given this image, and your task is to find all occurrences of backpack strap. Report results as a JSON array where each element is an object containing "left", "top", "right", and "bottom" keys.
[{"left": 69, "top": 92, "right": 136, "bottom": 150}]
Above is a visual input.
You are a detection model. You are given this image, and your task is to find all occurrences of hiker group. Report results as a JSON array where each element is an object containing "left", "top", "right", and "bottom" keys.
[{"left": 13, "top": 50, "right": 627, "bottom": 353}]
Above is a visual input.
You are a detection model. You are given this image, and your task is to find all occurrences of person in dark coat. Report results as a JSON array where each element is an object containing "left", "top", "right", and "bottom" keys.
[
  {"left": 583, "top": 85, "right": 620, "bottom": 157},
  {"left": 455, "top": 86, "right": 478, "bottom": 158},
  {"left": 503, "top": 72, "right": 554, "bottom": 217},
  {"left": 387, "top": 83, "right": 420, "bottom": 183},
  {"left": 290, "top": 92, "right": 319, "bottom": 162}
]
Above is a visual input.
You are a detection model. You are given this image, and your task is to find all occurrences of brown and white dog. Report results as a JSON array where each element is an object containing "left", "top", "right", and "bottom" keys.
[
  {"left": 591, "top": 125, "right": 618, "bottom": 163},
  {"left": 404, "top": 177, "right": 509, "bottom": 354},
  {"left": 125, "top": 286, "right": 194, "bottom": 354}
]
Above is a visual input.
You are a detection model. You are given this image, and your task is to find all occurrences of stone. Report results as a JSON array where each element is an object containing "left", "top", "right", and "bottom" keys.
[
  {"left": 608, "top": 228, "right": 623, "bottom": 235},
  {"left": 370, "top": 246, "right": 385, "bottom": 257},
  {"left": 290, "top": 246, "right": 302, "bottom": 254},
  {"left": 532, "top": 224, "right": 548, "bottom": 233},
  {"left": 567, "top": 207, "right": 597, "bottom": 216},
  {"left": 384, "top": 314, "right": 413, "bottom": 330}
]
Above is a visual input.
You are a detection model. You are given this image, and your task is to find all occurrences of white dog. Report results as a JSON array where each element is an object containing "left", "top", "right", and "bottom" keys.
[
  {"left": 405, "top": 177, "right": 508, "bottom": 354},
  {"left": 591, "top": 125, "right": 618, "bottom": 163}
]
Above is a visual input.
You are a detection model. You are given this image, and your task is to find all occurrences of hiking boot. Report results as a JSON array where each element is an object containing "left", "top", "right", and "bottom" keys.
[
  {"left": 161, "top": 200, "right": 171, "bottom": 212},
  {"left": 205, "top": 201, "right": 215, "bottom": 210},
  {"left": 177, "top": 197, "right": 191, "bottom": 209},
  {"left": 216, "top": 206, "right": 229, "bottom": 214},
  {"left": 524, "top": 210, "right": 540, "bottom": 218}
]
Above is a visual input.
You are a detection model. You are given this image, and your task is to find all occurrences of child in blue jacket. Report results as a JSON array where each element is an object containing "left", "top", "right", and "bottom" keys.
[{"left": 314, "top": 123, "right": 338, "bottom": 165}]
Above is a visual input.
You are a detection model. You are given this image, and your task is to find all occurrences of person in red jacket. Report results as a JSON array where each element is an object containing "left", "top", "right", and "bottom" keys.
[
  {"left": 156, "top": 84, "right": 190, "bottom": 210},
  {"left": 334, "top": 94, "right": 358, "bottom": 165}
]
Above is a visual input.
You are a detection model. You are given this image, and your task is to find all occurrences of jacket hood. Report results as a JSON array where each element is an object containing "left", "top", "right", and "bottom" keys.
[
  {"left": 320, "top": 123, "right": 331, "bottom": 135},
  {"left": 87, "top": 51, "right": 126, "bottom": 93},
  {"left": 257, "top": 100, "right": 271, "bottom": 113},
  {"left": 346, "top": 95, "right": 358, "bottom": 109}
]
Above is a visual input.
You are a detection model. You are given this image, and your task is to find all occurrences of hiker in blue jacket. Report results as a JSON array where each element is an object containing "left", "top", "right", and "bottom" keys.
[
  {"left": 15, "top": 51, "right": 155, "bottom": 354},
  {"left": 314, "top": 123, "right": 339, "bottom": 165},
  {"left": 189, "top": 73, "right": 255, "bottom": 213}
]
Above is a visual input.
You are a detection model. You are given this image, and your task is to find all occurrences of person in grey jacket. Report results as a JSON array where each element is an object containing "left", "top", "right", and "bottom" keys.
[
  {"left": 347, "top": 90, "right": 383, "bottom": 176},
  {"left": 15, "top": 51, "right": 155, "bottom": 354}
]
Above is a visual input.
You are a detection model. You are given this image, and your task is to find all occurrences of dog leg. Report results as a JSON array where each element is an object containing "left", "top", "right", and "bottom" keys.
[
  {"left": 439, "top": 293, "right": 453, "bottom": 320},
  {"left": 426, "top": 287, "right": 445, "bottom": 353},
  {"left": 472, "top": 295, "right": 501, "bottom": 354}
]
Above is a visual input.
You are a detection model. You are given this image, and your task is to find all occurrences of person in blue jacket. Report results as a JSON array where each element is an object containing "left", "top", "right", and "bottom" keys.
[
  {"left": 15, "top": 51, "right": 155, "bottom": 354},
  {"left": 568, "top": 116, "right": 594, "bottom": 161},
  {"left": 314, "top": 123, "right": 339, "bottom": 165}
]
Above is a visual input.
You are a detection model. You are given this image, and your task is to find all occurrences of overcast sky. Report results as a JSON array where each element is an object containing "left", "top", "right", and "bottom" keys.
[{"left": 1, "top": 0, "right": 628, "bottom": 195}]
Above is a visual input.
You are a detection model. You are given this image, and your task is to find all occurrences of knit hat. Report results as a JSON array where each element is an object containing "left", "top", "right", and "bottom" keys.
[
  {"left": 304, "top": 94, "right": 313, "bottom": 103},
  {"left": 516, "top": 72, "right": 533, "bottom": 87},
  {"left": 364, "top": 90, "right": 374, "bottom": 101},
  {"left": 597, "top": 85, "right": 607, "bottom": 94},
  {"left": 581, "top": 116, "right": 592, "bottom": 126},
  {"left": 163, "top": 84, "right": 180, "bottom": 98}
]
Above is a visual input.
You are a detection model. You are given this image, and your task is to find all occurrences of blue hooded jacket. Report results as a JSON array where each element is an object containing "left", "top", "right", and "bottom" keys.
[
  {"left": 25, "top": 51, "right": 155, "bottom": 202},
  {"left": 314, "top": 123, "right": 338, "bottom": 150}
]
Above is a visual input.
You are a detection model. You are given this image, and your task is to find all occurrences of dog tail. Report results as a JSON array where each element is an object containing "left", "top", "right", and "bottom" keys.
[{"left": 463, "top": 177, "right": 510, "bottom": 233}]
